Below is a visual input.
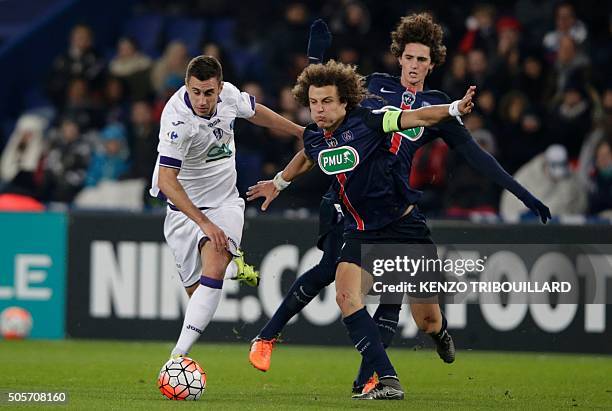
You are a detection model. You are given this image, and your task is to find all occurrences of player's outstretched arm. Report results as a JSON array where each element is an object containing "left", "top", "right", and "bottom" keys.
[
  {"left": 246, "top": 149, "right": 314, "bottom": 211},
  {"left": 399, "top": 86, "right": 476, "bottom": 129},
  {"left": 248, "top": 103, "right": 305, "bottom": 139},
  {"left": 158, "top": 166, "right": 229, "bottom": 251},
  {"left": 454, "top": 139, "right": 552, "bottom": 223}
]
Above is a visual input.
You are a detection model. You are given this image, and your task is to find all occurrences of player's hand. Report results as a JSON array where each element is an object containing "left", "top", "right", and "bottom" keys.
[
  {"left": 307, "top": 19, "right": 332, "bottom": 63},
  {"left": 200, "top": 221, "right": 228, "bottom": 252},
  {"left": 521, "top": 194, "right": 552, "bottom": 224},
  {"left": 458, "top": 86, "right": 476, "bottom": 115},
  {"left": 246, "top": 180, "right": 280, "bottom": 211}
]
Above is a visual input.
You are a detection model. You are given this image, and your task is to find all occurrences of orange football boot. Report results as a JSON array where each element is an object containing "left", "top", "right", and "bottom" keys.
[
  {"left": 249, "top": 338, "right": 276, "bottom": 372},
  {"left": 362, "top": 374, "right": 379, "bottom": 394}
]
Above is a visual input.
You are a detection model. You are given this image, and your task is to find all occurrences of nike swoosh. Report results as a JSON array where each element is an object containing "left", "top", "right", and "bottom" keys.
[
  {"left": 354, "top": 336, "right": 367, "bottom": 348},
  {"left": 310, "top": 142, "right": 321, "bottom": 147},
  {"left": 379, "top": 87, "right": 396, "bottom": 94}
]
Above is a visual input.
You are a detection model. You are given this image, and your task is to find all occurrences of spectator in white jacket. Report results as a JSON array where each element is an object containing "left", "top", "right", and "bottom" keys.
[{"left": 500, "top": 144, "right": 587, "bottom": 219}]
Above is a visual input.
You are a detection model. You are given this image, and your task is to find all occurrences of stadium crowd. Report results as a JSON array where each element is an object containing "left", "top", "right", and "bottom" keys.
[{"left": 0, "top": 0, "right": 610, "bottom": 219}]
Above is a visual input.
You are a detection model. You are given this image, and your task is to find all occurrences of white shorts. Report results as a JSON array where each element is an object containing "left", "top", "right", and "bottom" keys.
[{"left": 164, "top": 197, "right": 245, "bottom": 287}]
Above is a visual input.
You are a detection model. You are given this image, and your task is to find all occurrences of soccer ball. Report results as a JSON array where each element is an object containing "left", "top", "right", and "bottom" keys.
[
  {"left": 0, "top": 306, "right": 33, "bottom": 339},
  {"left": 157, "top": 357, "right": 206, "bottom": 400}
]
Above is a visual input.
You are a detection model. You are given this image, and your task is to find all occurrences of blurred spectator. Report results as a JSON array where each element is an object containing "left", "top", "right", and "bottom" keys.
[
  {"left": 151, "top": 41, "right": 189, "bottom": 95},
  {"left": 85, "top": 123, "right": 130, "bottom": 187},
  {"left": 459, "top": 4, "right": 497, "bottom": 56},
  {"left": 331, "top": 1, "right": 374, "bottom": 72},
  {"left": 475, "top": 89, "right": 498, "bottom": 128},
  {"left": 59, "top": 77, "right": 102, "bottom": 131},
  {"left": 0, "top": 114, "right": 47, "bottom": 186},
  {"left": 201, "top": 42, "right": 236, "bottom": 82},
  {"left": 109, "top": 37, "right": 153, "bottom": 100},
  {"left": 41, "top": 118, "right": 93, "bottom": 202},
  {"left": 265, "top": 2, "right": 310, "bottom": 88},
  {"left": 410, "top": 139, "right": 449, "bottom": 215},
  {"left": 588, "top": 138, "right": 612, "bottom": 215},
  {"left": 445, "top": 128, "right": 500, "bottom": 217},
  {"left": 48, "top": 24, "right": 105, "bottom": 106},
  {"left": 517, "top": 50, "right": 549, "bottom": 106},
  {"left": 441, "top": 54, "right": 469, "bottom": 100},
  {"left": 490, "top": 16, "right": 522, "bottom": 93},
  {"left": 466, "top": 49, "right": 492, "bottom": 90},
  {"left": 542, "top": 2, "right": 588, "bottom": 60},
  {"left": 514, "top": 0, "right": 554, "bottom": 45},
  {"left": 126, "top": 101, "right": 159, "bottom": 180},
  {"left": 102, "top": 76, "right": 130, "bottom": 125},
  {"left": 549, "top": 35, "right": 589, "bottom": 100},
  {"left": 497, "top": 90, "right": 550, "bottom": 173},
  {"left": 500, "top": 144, "right": 587, "bottom": 218},
  {"left": 578, "top": 87, "right": 612, "bottom": 187},
  {"left": 548, "top": 75, "right": 593, "bottom": 159},
  {"left": 152, "top": 74, "right": 184, "bottom": 122}
]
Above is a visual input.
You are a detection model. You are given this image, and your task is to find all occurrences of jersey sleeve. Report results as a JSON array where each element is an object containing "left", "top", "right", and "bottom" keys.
[
  {"left": 157, "top": 113, "right": 193, "bottom": 169},
  {"left": 302, "top": 125, "right": 319, "bottom": 161},
  {"left": 361, "top": 107, "right": 402, "bottom": 135},
  {"left": 435, "top": 118, "right": 472, "bottom": 148},
  {"left": 224, "top": 82, "right": 256, "bottom": 119}
]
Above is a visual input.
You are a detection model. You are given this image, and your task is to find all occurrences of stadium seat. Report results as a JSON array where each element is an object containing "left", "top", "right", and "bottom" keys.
[
  {"left": 123, "top": 14, "right": 165, "bottom": 57},
  {"left": 209, "top": 19, "right": 236, "bottom": 48},
  {"left": 165, "top": 17, "right": 206, "bottom": 56}
]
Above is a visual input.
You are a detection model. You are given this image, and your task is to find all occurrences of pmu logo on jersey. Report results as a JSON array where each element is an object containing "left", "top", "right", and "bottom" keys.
[
  {"left": 402, "top": 91, "right": 416, "bottom": 106},
  {"left": 318, "top": 146, "right": 360, "bottom": 175}
]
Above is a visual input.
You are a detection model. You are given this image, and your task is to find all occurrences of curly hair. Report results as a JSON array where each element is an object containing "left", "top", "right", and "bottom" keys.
[
  {"left": 390, "top": 13, "right": 447, "bottom": 67},
  {"left": 292, "top": 60, "right": 366, "bottom": 111}
]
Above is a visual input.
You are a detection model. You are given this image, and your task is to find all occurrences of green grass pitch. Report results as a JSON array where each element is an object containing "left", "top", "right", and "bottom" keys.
[{"left": 0, "top": 340, "right": 610, "bottom": 409}]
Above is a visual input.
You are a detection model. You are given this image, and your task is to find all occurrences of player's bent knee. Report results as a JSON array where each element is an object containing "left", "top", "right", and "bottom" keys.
[{"left": 335, "top": 289, "right": 362, "bottom": 316}]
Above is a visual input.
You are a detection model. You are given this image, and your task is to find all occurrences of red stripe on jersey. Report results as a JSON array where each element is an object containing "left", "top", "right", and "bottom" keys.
[
  {"left": 389, "top": 133, "right": 402, "bottom": 154},
  {"left": 336, "top": 173, "right": 365, "bottom": 230}
]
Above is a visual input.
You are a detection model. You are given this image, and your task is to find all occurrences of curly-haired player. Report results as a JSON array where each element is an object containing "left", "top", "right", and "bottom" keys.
[{"left": 248, "top": 15, "right": 550, "bottom": 400}]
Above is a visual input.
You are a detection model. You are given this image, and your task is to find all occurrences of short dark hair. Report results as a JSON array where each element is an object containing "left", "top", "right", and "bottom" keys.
[
  {"left": 292, "top": 60, "right": 366, "bottom": 111},
  {"left": 185, "top": 55, "right": 223, "bottom": 84},
  {"left": 390, "top": 13, "right": 447, "bottom": 67}
]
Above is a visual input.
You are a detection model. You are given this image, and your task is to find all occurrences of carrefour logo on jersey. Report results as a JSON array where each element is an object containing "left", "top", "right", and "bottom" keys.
[{"left": 318, "top": 146, "right": 360, "bottom": 175}]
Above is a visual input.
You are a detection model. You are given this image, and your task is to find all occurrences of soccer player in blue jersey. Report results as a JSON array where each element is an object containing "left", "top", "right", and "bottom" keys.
[
  {"left": 248, "top": 16, "right": 551, "bottom": 398},
  {"left": 252, "top": 59, "right": 476, "bottom": 400}
]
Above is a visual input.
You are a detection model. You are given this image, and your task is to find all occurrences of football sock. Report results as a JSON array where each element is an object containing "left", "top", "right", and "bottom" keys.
[
  {"left": 223, "top": 260, "right": 237, "bottom": 280},
  {"left": 171, "top": 276, "right": 223, "bottom": 356},
  {"left": 343, "top": 307, "right": 397, "bottom": 379},
  {"left": 429, "top": 312, "right": 448, "bottom": 342},
  {"left": 354, "top": 304, "right": 401, "bottom": 386},
  {"left": 259, "top": 263, "right": 331, "bottom": 340}
]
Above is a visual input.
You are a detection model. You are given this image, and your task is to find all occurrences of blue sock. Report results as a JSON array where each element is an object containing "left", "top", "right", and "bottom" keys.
[
  {"left": 430, "top": 312, "right": 448, "bottom": 342},
  {"left": 258, "top": 262, "right": 334, "bottom": 340},
  {"left": 343, "top": 307, "right": 397, "bottom": 380},
  {"left": 354, "top": 304, "right": 401, "bottom": 386}
]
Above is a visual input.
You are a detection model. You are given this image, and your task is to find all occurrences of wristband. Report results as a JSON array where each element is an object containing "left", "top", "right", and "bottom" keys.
[
  {"left": 449, "top": 100, "right": 461, "bottom": 117},
  {"left": 273, "top": 171, "right": 291, "bottom": 191}
]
